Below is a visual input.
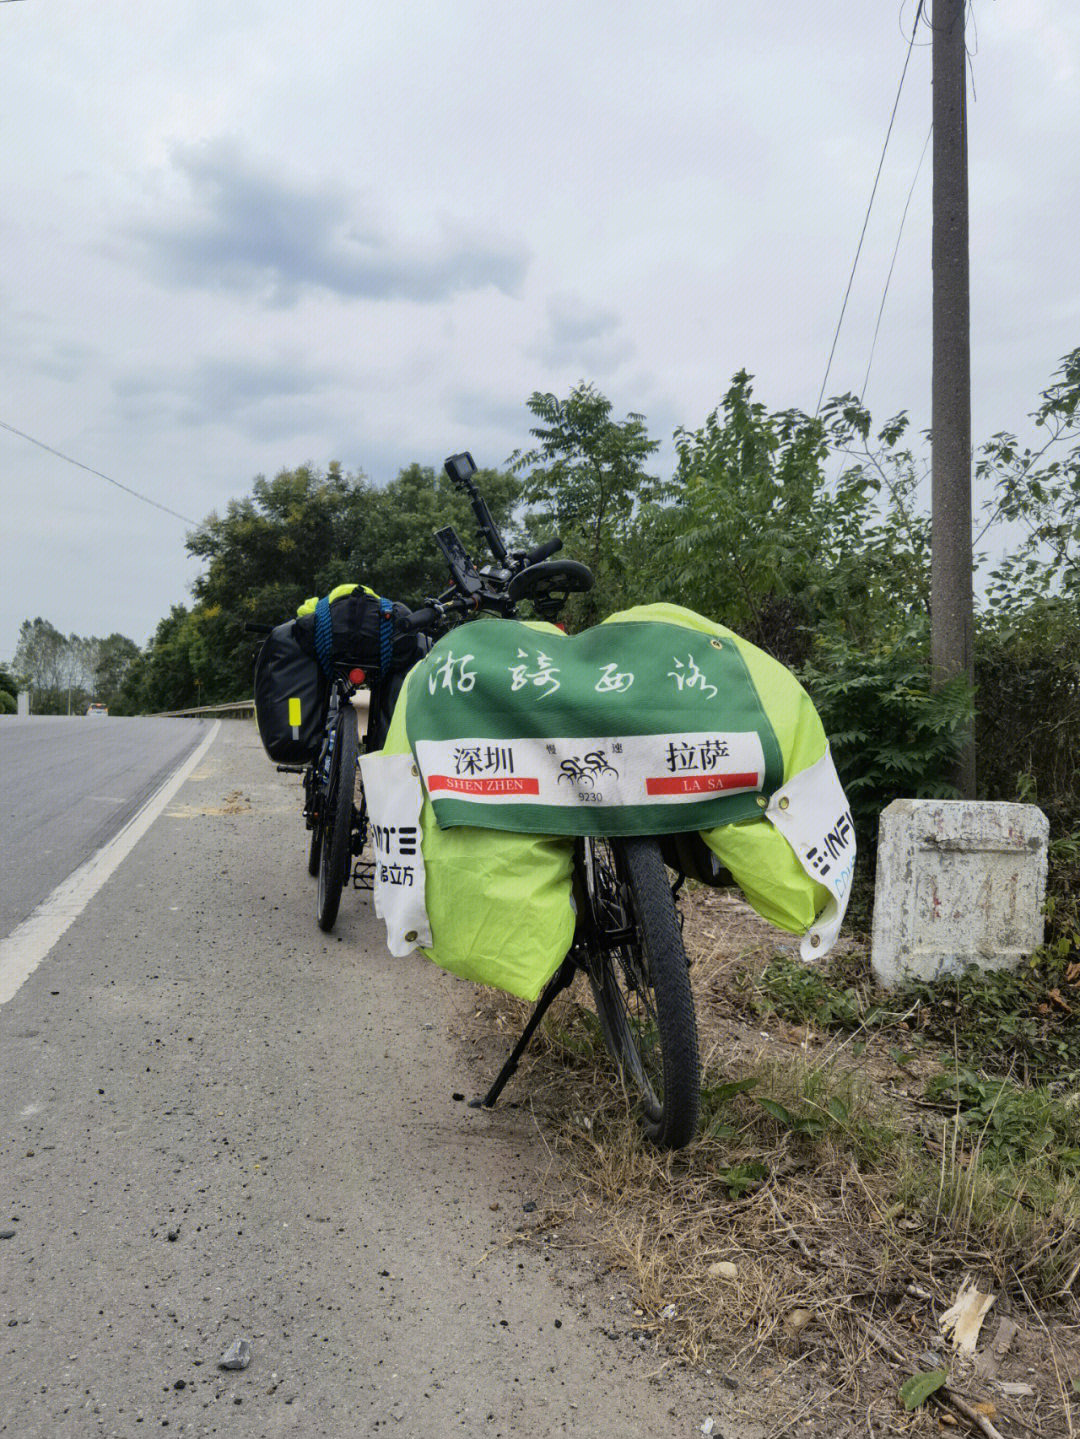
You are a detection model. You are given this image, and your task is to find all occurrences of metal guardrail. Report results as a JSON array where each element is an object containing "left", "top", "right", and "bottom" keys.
[
  {"left": 151, "top": 700, "right": 256, "bottom": 718},
  {"left": 152, "top": 694, "right": 369, "bottom": 719}
]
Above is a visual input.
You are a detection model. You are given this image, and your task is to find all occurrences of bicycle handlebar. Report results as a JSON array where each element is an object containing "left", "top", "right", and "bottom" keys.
[
  {"left": 400, "top": 593, "right": 477, "bottom": 634},
  {"left": 523, "top": 537, "right": 562, "bottom": 565}
]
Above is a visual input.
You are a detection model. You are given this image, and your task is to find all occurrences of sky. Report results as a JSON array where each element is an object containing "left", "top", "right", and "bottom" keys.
[{"left": 2, "top": 1, "right": 1078, "bottom": 664}]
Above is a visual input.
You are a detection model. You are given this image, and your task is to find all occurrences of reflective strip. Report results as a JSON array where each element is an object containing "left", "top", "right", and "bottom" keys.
[{"left": 288, "top": 697, "right": 302, "bottom": 727}]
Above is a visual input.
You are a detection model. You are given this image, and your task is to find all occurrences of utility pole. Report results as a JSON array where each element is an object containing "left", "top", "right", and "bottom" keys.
[{"left": 931, "top": 0, "right": 975, "bottom": 796}]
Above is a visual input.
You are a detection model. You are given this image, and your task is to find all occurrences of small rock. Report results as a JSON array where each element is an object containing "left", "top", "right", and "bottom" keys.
[
  {"left": 0, "top": 1230, "right": 16, "bottom": 1241},
  {"left": 522, "top": 1201, "right": 536, "bottom": 1213},
  {"left": 708, "top": 1261, "right": 738, "bottom": 1281},
  {"left": 660, "top": 1304, "right": 678, "bottom": 1321},
  {"left": 701, "top": 1419, "right": 715, "bottom": 1437},
  {"left": 218, "top": 1338, "right": 251, "bottom": 1371},
  {"left": 489, "top": 1202, "right": 500, "bottom": 1212},
  {"left": 451, "top": 1093, "right": 465, "bottom": 1102},
  {"left": 783, "top": 1308, "right": 812, "bottom": 1335}
]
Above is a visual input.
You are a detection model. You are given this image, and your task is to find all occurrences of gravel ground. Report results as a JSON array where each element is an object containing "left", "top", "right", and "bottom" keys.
[{"left": 0, "top": 720, "right": 755, "bottom": 1439}]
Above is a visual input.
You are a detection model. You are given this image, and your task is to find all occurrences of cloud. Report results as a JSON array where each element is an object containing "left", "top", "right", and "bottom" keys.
[
  {"left": 129, "top": 140, "right": 530, "bottom": 306},
  {"left": 529, "top": 292, "right": 634, "bottom": 373},
  {"left": 0, "top": 296, "right": 96, "bottom": 382},
  {"left": 115, "top": 355, "right": 338, "bottom": 439},
  {"left": 446, "top": 387, "right": 529, "bottom": 439}
]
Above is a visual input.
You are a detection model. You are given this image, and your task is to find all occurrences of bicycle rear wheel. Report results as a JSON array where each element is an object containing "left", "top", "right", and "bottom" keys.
[
  {"left": 316, "top": 705, "right": 358, "bottom": 932},
  {"left": 581, "top": 836, "right": 700, "bottom": 1149}
]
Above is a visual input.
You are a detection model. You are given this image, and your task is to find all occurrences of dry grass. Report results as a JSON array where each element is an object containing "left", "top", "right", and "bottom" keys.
[{"left": 458, "top": 888, "right": 1080, "bottom": 1438}]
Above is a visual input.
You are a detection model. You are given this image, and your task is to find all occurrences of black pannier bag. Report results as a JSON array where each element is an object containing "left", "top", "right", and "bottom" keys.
[
  {"left": 254, "top": 622, "right": 329, "bottom": 764},
  {"left": 292, "top": 589, "right": 417, "bottom": 674}
]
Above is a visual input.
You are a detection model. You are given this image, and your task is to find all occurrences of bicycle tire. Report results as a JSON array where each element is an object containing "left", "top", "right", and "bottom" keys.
[
  {"left": 582, "top": 836, "right": 700, "bottom": 1149},
  {"left": 307, "top": 820, "right": 322, "bottom": 877},
  {"left": 316, "top": 706, "right": 358, "bottom": 932}
]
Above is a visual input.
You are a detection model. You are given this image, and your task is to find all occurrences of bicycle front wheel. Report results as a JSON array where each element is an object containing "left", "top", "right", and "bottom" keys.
[
  {"left": 582, "top": 836, "right": 700, "bottom": 1149},
  {"left": 316, "top": 706, "right": 359, "bottom": 932}
]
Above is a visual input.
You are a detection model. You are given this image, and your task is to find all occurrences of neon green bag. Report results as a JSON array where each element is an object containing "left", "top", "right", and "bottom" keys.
[
  {"left": 380, "top": 661, "right": 575, "bottom": 1001},
  {"left": 370, "top": 605, "right": 851, "bottom": 998},
  {"left": 600, "top": 604, "right": 833, "bottom": 936}
]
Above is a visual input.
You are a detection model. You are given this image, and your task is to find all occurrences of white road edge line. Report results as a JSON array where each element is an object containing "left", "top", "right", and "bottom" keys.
[{"left": 0, "top": 720, "right": 222, "bottom": 1007}]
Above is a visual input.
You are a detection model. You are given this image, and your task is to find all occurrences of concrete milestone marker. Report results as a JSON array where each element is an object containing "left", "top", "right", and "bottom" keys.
[{"left": 871, "top": 800, "right": 1048, "bottom": 987}]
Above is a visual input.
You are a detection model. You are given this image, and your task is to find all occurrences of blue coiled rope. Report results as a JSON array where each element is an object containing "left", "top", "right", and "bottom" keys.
[
  {"left": 313, "top": 595, "right": 334, "bottom": 676},
  {"left": 379, "top": 598, "right": 394, "bottom": 676}
]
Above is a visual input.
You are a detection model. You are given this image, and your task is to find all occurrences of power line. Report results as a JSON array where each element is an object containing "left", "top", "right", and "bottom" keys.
[
  {"left": 815, "top": 0, "right": 926, "bottom": 416},
  {"left": 860, "top": 121, "right": 933, "bottom": 403},
  {"left": 0, "top": 418, "right": 198, "bottom": 525}
]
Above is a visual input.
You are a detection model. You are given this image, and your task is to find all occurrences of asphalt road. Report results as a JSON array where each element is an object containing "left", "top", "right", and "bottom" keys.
[
  {"left": 0, "top": 716, "right": 209, "bottom": 938},
  {"left": 0, "top": 720, "right": 751, "bottom": 1439}
]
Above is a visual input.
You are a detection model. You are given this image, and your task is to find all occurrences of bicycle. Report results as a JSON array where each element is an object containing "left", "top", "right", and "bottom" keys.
[
  {"left": 249, "top": 618, "right": 422, "bottom": 934},
  {"left": 396, "top": 453, "right": 701, "bottom": 1149}
]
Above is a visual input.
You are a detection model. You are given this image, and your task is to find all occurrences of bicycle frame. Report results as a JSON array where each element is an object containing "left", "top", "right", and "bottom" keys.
[
  {"left": 305, "top": 661, "right": 414, "bottom": 893},
  {"left": 409, "top": 458, "right": 701, "bottom": 1146}
]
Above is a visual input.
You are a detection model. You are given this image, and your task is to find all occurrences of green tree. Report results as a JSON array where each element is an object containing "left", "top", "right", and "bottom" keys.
[
  {"left": 978, "top": 346, "right": 1080, "bottom": 616},
  {"left": 138, "top": 458, "right": 522, "bottom": 707},
  {"left": 94, "top": 633, "right": 142, "bottom": 713},
  {"left": 511, "top": 383, "right": 659, "bottom": 622},
  {"left": 182, "top": 463, "right": 376, "bottom": 704},
  {"left": 188, "top": 463, "right": 373, "bottom": 619},
  {"left": 639, "top": 373, "right": 929, "bottom": 666},
  {"left": 350, "top": 462, "right": 522, "bottom": 605},
  {"left": 120, "top": 605, "right": 202, "bottom": 713},
  {"left": 0, "top": 665, "right": 18, "bottom": 716},
  {"left": 14, "top": 617, "right": 68, "bottom": 695},
  {"left": 12, "top": 618, "right": 87, "bottom": 712}
]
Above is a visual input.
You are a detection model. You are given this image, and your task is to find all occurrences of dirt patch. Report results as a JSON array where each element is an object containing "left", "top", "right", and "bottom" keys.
[
  {"left": 454, "top": 886, "right": 1080, "bottom": 1438},
  {"left": 167, "top": 788, "right": 252, "bottom": 818}
]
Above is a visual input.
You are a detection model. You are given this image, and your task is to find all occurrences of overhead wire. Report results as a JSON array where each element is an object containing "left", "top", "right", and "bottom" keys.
[
  {"left": 815, "top": 0, "right": 926, "bottom": 416},
  {"left": 0, "top": 418, "right": 199, "bottom": 526},
  {"left": 860, "top": 121, "right": 933, "bottom": 403},
  {"left": 860, "top": 2, "right": 977, "bottom": 407}
]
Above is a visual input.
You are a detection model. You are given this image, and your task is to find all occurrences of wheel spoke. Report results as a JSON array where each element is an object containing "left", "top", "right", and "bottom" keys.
[{"left": 581, "top": 836, "right": 700, "bottom": 1148}]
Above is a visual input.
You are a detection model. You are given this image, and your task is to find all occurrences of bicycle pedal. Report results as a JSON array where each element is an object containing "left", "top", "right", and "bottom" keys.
[{"left": 352, "top": 859, "right": 375, "bottom": 891}]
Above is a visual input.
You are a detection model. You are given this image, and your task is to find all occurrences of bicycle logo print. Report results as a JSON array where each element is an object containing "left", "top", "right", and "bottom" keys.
[{"left": 557, "top": 751, "right": 620, "bottom": 789}]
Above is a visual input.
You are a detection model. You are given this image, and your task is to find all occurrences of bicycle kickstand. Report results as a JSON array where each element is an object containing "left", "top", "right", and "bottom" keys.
[{"left": 468, "top": 958, "right": 577, "bottom": 1110}]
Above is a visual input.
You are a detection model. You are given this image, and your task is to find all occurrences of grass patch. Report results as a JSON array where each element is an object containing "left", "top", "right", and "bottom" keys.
[
  {"left": 748, "top": 945, "right": 1080, "bottom": 1084},
  {"left": 462, "top": 889, "right": 1080, "bottom": 1434}
]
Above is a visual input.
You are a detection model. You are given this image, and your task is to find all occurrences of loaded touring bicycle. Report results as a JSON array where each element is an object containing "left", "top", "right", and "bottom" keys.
[{"left": 255, "top": 454, "right": 856, "bottom": 1150}]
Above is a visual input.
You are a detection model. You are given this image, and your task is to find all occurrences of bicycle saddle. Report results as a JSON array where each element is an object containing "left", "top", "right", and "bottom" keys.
[{"left": 506, "top": 558, "right": 594, "bottom": 604}]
